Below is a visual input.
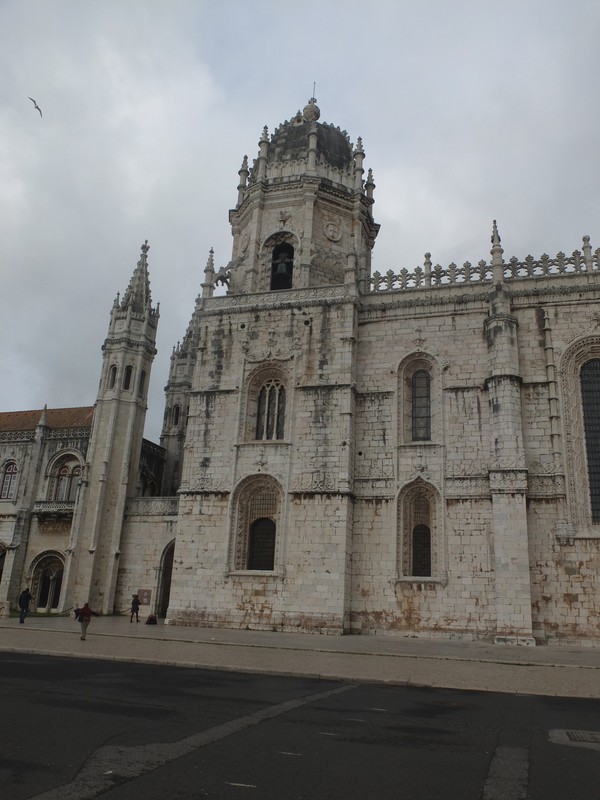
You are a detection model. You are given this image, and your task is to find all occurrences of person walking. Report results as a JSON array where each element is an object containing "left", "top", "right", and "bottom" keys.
[
  {"left": 130, "top": 594, "right": 141, "bottom": 623},
  {"left": 77, "top": 602, "right": 97, "bottom": 640},
  {"left": 18, "top": 588, "right": 32, "bottom": 624}
]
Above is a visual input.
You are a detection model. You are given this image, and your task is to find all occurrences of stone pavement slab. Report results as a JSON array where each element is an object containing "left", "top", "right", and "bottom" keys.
[{"left": 1, "top": 616, "right": 599, "bottom": 698}]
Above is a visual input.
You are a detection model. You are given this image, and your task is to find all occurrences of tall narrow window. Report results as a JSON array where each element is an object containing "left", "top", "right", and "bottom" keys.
[
  {"left": 138, "top": 370, "right": 146, "bottom": 395},
  {"left": 108, "top": 365, "right": 117, "bottom": 390},
  {"left": 247, "top": 518, "right": 276, "bottom": 570},
  {"left": 123, "top": 365, "right": 133, "bottom": 390},
  {"left": 412, "top": 370, "right": 431, "bottom": 441},
  {"left": 581, "top": 359, "right": 600, "bottom": 523},
  {"left": 256, "top": 380, "right": 286, "bottom": 440},
  {"left": 173, "top": 405, "right": 180, "bottom": 426},
  {"left": 1, "top": 461, "right": 17, "bottom": 500},
  {"left": 400, "top": 482, "right": 437, "bottom": 578}
]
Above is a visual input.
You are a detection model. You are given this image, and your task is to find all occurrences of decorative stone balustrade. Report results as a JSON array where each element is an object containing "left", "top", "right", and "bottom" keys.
[
  {"left": 32, "top": 500, "right": 75, "bottom": 518},
  {"left": 369, "top": 237, "right": 600, "bottom": 292}
]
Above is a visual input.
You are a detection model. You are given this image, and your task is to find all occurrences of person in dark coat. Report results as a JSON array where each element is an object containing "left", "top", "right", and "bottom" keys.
[
  {"left": 130, "top": 594, "right": 141, "bottom": 623},
  {"left": 18, "top": 588, "right": 32, "bottom": 624}
]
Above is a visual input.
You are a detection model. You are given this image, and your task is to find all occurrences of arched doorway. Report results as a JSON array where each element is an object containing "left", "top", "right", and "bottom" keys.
[
  {"left": 31, "top": 553, "right": 64, "bottom": 612},
  {"left": 157, "top": 541, "right": 174, "bottom": 618}
]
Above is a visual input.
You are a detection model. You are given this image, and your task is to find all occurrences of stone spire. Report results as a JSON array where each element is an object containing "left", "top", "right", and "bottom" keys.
[{"left": 121, "top": 240, "right": 152, "bottom": 314}]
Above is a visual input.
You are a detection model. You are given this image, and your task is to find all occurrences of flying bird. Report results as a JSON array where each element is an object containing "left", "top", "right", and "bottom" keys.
[{"left": 28, "top": 97, "right": 42, "bottom": 117}]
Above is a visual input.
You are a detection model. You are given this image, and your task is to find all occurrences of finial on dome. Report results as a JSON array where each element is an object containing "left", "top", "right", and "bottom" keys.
[{"left": 303, "top": 97, "right": 320, "bottom": 122}]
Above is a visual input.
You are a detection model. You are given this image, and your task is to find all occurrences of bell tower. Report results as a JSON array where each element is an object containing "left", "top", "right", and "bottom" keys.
[
  {"left": 226, "top": 97, "right": 379, "bottom": 295},
  {"left": 64, "top": 242, "right": 159, "bottom": 612}
]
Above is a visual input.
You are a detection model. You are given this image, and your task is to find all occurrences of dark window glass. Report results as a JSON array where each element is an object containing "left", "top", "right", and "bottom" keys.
[
  {"left": 109, "top": 365, "right": 117, "bottom": 390},
  {"left": 247, "top": 518, "right": 276, "bottom": 570},
  {"left": 139, "top": 370, "right": 146, "bottom": 395},
  {"left": 412, "top": 370, "right": 431, "bottom": 441},
  {"left": 581, "top": 360, "right": 600, "bottom": 523},
  {"left": 123, "top": 365, "right": 133, "bottom": 390},
  {"left": 412, "top": 524, "right": 431, "bottom": 576},
  {"left": 173, "top": 405, "right": 180, "bottom": 427}
]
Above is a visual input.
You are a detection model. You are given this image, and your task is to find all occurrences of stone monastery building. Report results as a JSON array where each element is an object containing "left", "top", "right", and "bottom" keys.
[{"left": 2, "top": 98, "right": 600, "bottom": 646}]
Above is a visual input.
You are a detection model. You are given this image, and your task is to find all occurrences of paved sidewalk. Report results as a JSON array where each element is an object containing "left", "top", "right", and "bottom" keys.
[{"left": 1, "top": 615, "right": 599, "bottom": 698}]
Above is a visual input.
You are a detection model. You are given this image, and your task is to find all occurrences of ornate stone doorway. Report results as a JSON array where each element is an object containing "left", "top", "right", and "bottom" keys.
[{"left": 31, "top": 552, "right": 64, "bottom": 612}]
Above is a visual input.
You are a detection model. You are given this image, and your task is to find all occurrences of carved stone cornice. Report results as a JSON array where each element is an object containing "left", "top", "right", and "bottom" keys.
[{"left": 488, "top": 469, "right": 528, "bottom": 493}]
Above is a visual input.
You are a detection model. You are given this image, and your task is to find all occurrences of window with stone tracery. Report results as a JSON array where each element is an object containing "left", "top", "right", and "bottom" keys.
[
  {"left": 1, "top": 461, "right": 17, "bottom": 500},
  {"left": 399, "top": 355, "right": 439, "bottom": 445},
  {"left": 256, "top": 379, "right": 286, "bottom": 440},
  {"left": 398, "top": 481, "right": 439, "bottom": 578},
  {"left": 232, "top": 476, "right": 280, "bottom": 571},
  {"left": 48, "top": 456, "right": 81, "bottom": 502}
]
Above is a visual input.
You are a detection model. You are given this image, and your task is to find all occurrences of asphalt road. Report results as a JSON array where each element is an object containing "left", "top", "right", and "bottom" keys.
[{"left": 1, "top": 653, "right": 600, "bottom": 800}]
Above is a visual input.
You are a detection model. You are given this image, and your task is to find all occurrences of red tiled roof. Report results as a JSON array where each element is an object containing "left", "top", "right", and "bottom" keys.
[{"left": 0, "top": 407, "right": 94, "bottom": 432}]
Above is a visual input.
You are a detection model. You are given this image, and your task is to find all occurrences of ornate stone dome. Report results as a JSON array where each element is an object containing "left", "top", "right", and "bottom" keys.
[{"left": 266, "top": 99, "right": 354, "bottom": 171}]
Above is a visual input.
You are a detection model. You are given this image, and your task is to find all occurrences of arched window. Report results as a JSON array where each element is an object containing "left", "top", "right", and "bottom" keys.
[
  {"left": 271, "top": 243, "right": 294, "bottom": 291},
  {"left": 233, "top": 476, "right": 280, "bottom": 571},
  {"left": 173, "top": 405, "right": 181, "bottom": 427},
  {"left": 581, "top": 359, "right": 600, "bottom": 523},
  {"left": 123, "top": 365, "right": 133, "bottom": 390},
  {"left": 49, "top": 457, "right": 81, "bottom": 502},
  {"left": 398, "top": 481, "right": 439, "bottom": 578},
  {"left": 1, "top": 461, "right": 17, "bottom": 500},
  {"left": 138, "top": 370, "right": 146, "bottom": 395},
  {"left": 108, "top": 364, "right": 117, "bottom": 390},
  {"left": 256, "top": 380, "right": 286, "bottom": 440},
  {"left": 412, "top": 370, "right": 431, "bottom": 441},
  {"left": 247, "top": 518, "right": 276, "bottom": 570}
]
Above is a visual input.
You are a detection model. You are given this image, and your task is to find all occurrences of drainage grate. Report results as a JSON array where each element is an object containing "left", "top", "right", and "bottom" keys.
[{"left": 566, "top": 730, "right": 600, "bottom": 744}]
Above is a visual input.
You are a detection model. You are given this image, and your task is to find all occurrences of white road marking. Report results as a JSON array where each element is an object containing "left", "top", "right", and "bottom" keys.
[
  {"left": 225, "top": 782, "right": 257, "bottom": 788},
  {"left": 29, "top": 684, "right": 354, "bottom": 799},
  {"left": 277, "top": 751, "right": 303, "bottom": 756},
  {"left": 481, "top": 745, "right": 529, "bottom": 800}
]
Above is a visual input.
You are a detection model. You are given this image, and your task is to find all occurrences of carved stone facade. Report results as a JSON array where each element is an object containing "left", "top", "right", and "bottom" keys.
[{"left": 3, "top": 100, "right": 600, "bottom": 645}]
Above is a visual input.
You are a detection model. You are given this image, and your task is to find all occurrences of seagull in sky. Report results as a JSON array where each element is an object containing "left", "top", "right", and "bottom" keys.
[{"left": 28, "top": 97, "right": 42, "bottom": 117}]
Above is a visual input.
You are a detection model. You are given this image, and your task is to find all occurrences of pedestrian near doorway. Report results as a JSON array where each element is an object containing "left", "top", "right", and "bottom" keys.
[
  {"left": 130, "top": 594, "right": 141, "bottom": 623},
  {"left": 76, "top": 602, "right": 97, "bottom": 640},
  {"left": 18, "top": 588, "right": 32, "bottom": 624}
]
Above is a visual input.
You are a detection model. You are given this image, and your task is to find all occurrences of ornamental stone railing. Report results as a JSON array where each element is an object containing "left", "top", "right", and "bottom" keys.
[
  {"left": 32, "top": 500, "right": 75, "bottom": 517},
  {"left": 125, "top": 496, "right": 179, "bottom": 517},
  {"left": 369, "top": 237, "right": 600, "bottom": 292}
]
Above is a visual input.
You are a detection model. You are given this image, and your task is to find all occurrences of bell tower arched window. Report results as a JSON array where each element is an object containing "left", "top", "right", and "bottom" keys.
[
  {"left": 123, "top": 365, "right": 133, "bottom": 390},
  {"left": 271, "top": 243, "right": 294, "bottom": 291}
]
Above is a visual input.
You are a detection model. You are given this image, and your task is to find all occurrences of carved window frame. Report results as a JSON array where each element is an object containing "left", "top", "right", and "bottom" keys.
[
  {"left": 397, "top": 479, "right": 442, "bottom": 580},
  {"left": 244, "top": 365, "right": 288, "bottom": 442},
  {"left": 1, "top": 460, "right": 18, "bottom": 500},
  {"left": 46, "top": 453, "right": 83, "bottom": 503},
  {"left": 398, "top": 354, "right": 441, "bottom": 445},
  {"left": 561, "top": 337, "right": 600, "bottom": 534},
  {"left": 230, "top": 475, "right": 281, "bottom": 572}
]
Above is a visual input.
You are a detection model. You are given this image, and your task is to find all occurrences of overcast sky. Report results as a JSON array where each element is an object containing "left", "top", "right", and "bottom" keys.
[{"left": 2, "top": 0, "right": 600, "bottom": 442}]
